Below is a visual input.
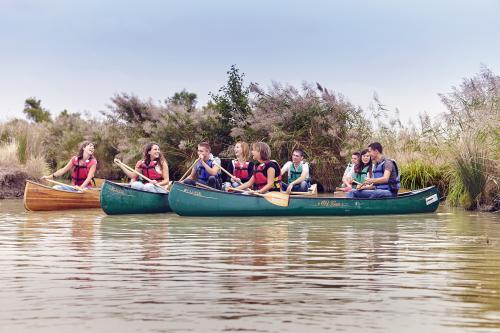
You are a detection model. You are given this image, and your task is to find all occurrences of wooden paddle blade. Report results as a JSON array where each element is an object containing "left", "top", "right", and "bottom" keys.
[
  {"left": 309, "top": 184, "right": 318, "bottom": 195},
  {"left": 264, "top": 192, "right": 289, "bottom": 207},
  {"left": 93, "top": 178, "right": 105, "bottom": 188}
]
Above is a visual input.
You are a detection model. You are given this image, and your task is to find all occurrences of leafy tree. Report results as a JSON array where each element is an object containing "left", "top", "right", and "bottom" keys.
[
  {"left": 209, "top": 65, "right": 252, "bottom": 151},
  {"left": 243, "top": 82, "right": 371, "bottom": 191},
  {"left": 23, "top": 97, "right": 52, "bottom": 123},
  {"left": 167, "top": 89, "right": 197, "bottom": 112},
  {"left": 105, "top": 93, "right": 157, "bottom": 125}
]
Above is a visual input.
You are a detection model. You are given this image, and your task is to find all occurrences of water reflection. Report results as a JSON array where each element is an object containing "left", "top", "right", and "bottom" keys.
[{"left": 0, "top": 200, "right": 499, "bottom": 332}]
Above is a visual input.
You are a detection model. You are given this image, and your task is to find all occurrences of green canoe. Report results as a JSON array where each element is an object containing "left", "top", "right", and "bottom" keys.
[
  {"left": 168, "top": 182, "right": 440, "bottom": 216},
  {"left": 100, "top": 180, "right": 171, "bottom": 215}
]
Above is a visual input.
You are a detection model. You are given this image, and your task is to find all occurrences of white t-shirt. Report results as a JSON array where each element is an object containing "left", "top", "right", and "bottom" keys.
[
  {"left": 343, "top": 163, "right": 354, "bottom": 179},
  {"left": 282, "top": 161, "right": 309, "bottom": 180}
]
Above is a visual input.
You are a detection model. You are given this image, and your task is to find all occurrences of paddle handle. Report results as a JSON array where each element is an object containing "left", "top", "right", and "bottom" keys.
[
  {"left": 194, "top": 182, "right": 216, "bottom": 191},
  {"left": 44, "top": 178, "right": 78, "bottom": 189},
  {"left": 179, "top": 158, "right": 200, "bottom": 182},
  {"left": 213, "top": 162, "right": 241, "bottom": 184}
]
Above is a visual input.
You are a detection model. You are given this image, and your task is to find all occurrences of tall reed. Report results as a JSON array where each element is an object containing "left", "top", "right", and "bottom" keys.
[
  {"left": 448, "top": 138, "right": 490, "bottom": 210},
  {"left": 0, "top": 140, "right": 20, "bottom": 167},
  {"left": 400, "top": 160, "right": 446, "bottom": 191}
]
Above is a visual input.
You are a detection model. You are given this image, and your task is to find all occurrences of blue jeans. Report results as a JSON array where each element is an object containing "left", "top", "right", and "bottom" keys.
[
  {"left": 282, "top": 180, "right": 310, "bottom": 192},
  {"left": 222, "top": 181, "right": 241, "bottom": 191},
  {"left": 347, "top": 189, "right": 396, "bottom": 198},
  {"left": 131, "top": 181, "right": 168, "bottom": 194},
  {"left": 53, "top": 184, "right": 80, "bottom": 192}
]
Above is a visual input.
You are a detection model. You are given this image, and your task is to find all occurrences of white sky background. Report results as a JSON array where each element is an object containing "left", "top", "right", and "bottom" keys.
[{"left": 0, "top": 0, "right": 499, "bottom": 124}]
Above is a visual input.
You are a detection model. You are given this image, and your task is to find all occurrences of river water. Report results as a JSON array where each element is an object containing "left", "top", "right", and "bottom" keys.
[{"left": 0, "top": 200, "right": 499, "bottom": 333}]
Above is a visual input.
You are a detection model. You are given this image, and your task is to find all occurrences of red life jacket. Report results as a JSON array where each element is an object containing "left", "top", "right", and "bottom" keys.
[
  {"left": 71, "top": 156, "right": 96, "bottom": 186},
  {"left": 233, "top": 160, "right": 251, "bottom": 182},
  {"left": 139, "top": 160, "right": 164, "bottom": 183},
  {"left": 253, "top": 160, "right": 282, "bottom": 191}
]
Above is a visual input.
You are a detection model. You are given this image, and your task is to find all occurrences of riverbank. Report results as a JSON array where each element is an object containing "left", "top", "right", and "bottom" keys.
[{"left": 0, "top": 167, "right": 27, "bottom": 199}]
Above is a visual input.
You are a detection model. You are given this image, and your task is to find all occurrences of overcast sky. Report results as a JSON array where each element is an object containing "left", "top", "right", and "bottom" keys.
[{"left": 1, "top": 0, "right": 499, "bottom": 123}]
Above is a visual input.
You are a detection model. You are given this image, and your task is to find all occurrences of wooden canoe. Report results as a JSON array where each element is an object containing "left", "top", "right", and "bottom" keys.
[
  {"left": 100, "top": 180, "right": 171, "bottom": 215},
  {"left": 23, "top": 180, "right": 101, "bottom": 211},
  {"left": 168, "top": 182, "right": 440, "bottom": 216}
]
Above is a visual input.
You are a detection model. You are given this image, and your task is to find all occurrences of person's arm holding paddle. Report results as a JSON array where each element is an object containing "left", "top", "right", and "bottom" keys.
[
  {"left": 257, "top": 166, "right": 277, "bottom": 194},
  {"left": 41, "top": 158, "right": 80, "bottom": 190},
  {"left": 185, "top": 161, "right": 199, "bottom": 182},
  {"left": 353, "top": 179, "right": 374, "bottom": 191},
  {"left": 114, "top": 158, "right": 138, "bottom": 180},
  {"left": 198, "top": 153, "right": 220, "bottom": 176},
  {"left": 41, "top": 159, "right": 72, "bottom": 181},
  {"left": 234, "top": 176, "right": 254, "bottom": 191}
]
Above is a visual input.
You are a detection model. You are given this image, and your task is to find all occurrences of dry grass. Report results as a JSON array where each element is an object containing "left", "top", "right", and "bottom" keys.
[
  {"left": 25, "top": 155, "right": 50, "bottom": 180},
  {"left": 0, "top": 140, "right": 20, "bottom": 167}
]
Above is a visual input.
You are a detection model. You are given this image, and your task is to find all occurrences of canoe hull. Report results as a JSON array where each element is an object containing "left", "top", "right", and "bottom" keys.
[
  {"left": 100, "top": 180, "right": 171, "bottom": 215},
  {"left": 168, "top": 182, "right": 440, "bottom": 216},
  {"left": 23, "top": 180, "right": 101, "bottom": 211}
]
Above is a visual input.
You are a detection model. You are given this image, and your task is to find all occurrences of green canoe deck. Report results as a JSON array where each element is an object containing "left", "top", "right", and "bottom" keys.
[
  {"left": 100, "top": 180, "right": 171, "bottom": 215},
  {"left": 168, "top": 182, "right": 440, "bottom": 216}
]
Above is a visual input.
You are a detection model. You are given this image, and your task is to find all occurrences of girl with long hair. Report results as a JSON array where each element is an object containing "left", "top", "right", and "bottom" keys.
[
  {"left": 235, "top": 142, "right": 282, "bottom": 194},
  {"left": 41, "top": 141, "right": 97, "bottom": 191},
  {"left": 225, "top": 141, "right": 254, "bottom": 189},
  {"left": 115, "top": 142, "right": 169, "bottom": 193}
]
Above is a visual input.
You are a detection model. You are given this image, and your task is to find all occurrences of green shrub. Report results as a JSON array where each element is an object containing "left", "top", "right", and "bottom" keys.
[{"left": 400, "top": 160, "right": 447, "bottom": 192}]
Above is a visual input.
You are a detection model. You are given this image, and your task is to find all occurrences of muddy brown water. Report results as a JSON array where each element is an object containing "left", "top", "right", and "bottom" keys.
[{"left": 0, "top": 200, "right": 499, "bottom": 332}]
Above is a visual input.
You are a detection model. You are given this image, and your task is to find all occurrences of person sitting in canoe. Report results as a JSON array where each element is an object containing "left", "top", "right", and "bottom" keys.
[
  {"left": 183, "top": 142, "right": 222, "bottom": 190},
  {"left": 41, "top": 141, "right": 97, "bottom": 191},
  {"left": 280, "top": 149, "right": 310, "bottom": 194},
  {"left": 340, "top": 151, "right": 360, "bottom": 190},
  {"left": 115, "top": 142, "right": 170, "bottom": 193},
  {"left": 341, "top": 149, "right": 373, "bottom": 192},
  {"left": 234, "top": 142, "right": 282, "bottom": 194},
  {"left": 224, "top": 141, "right": 254, "bottom": 190},
  {"left": 350, "top": 149, "right": 374, "bottom": 191},
  {"left": 347, "top": 142, "right": 400, "bottom": 198}
]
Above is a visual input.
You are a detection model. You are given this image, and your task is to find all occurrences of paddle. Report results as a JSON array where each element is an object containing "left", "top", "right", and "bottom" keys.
[
  {"left": 228, "top": 187, "right": 289, "bottom": 207},
  {"left": 351, "top": 179, "right": 410, "bottom": 194},
  {"left": 44, "top": 178, "right": 82, "bottom": 192},
  {"left": 212, "top": 162, "right": 241, "bottom": 184},
  {"left": 215, "top": 161, "right": 289, "bottom": 206},
  {"left": 179, "top": 158, "right": 200, "bottom": 182},
  {"left": 114, "top": 159, "right": 166, "bottom": 190},
  {"left": 195, "top": 182, "right": 217, "bottom": 190}
]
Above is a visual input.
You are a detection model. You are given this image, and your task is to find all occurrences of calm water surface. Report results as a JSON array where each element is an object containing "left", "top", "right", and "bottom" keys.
[{"left": 0, "top": 200, "right": 499, "bottom": 333}]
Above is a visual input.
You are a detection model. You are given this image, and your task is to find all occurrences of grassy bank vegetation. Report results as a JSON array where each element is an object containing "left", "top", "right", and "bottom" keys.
[{"left": 0, "top": 65, "right": 498, "bottom": 210}]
